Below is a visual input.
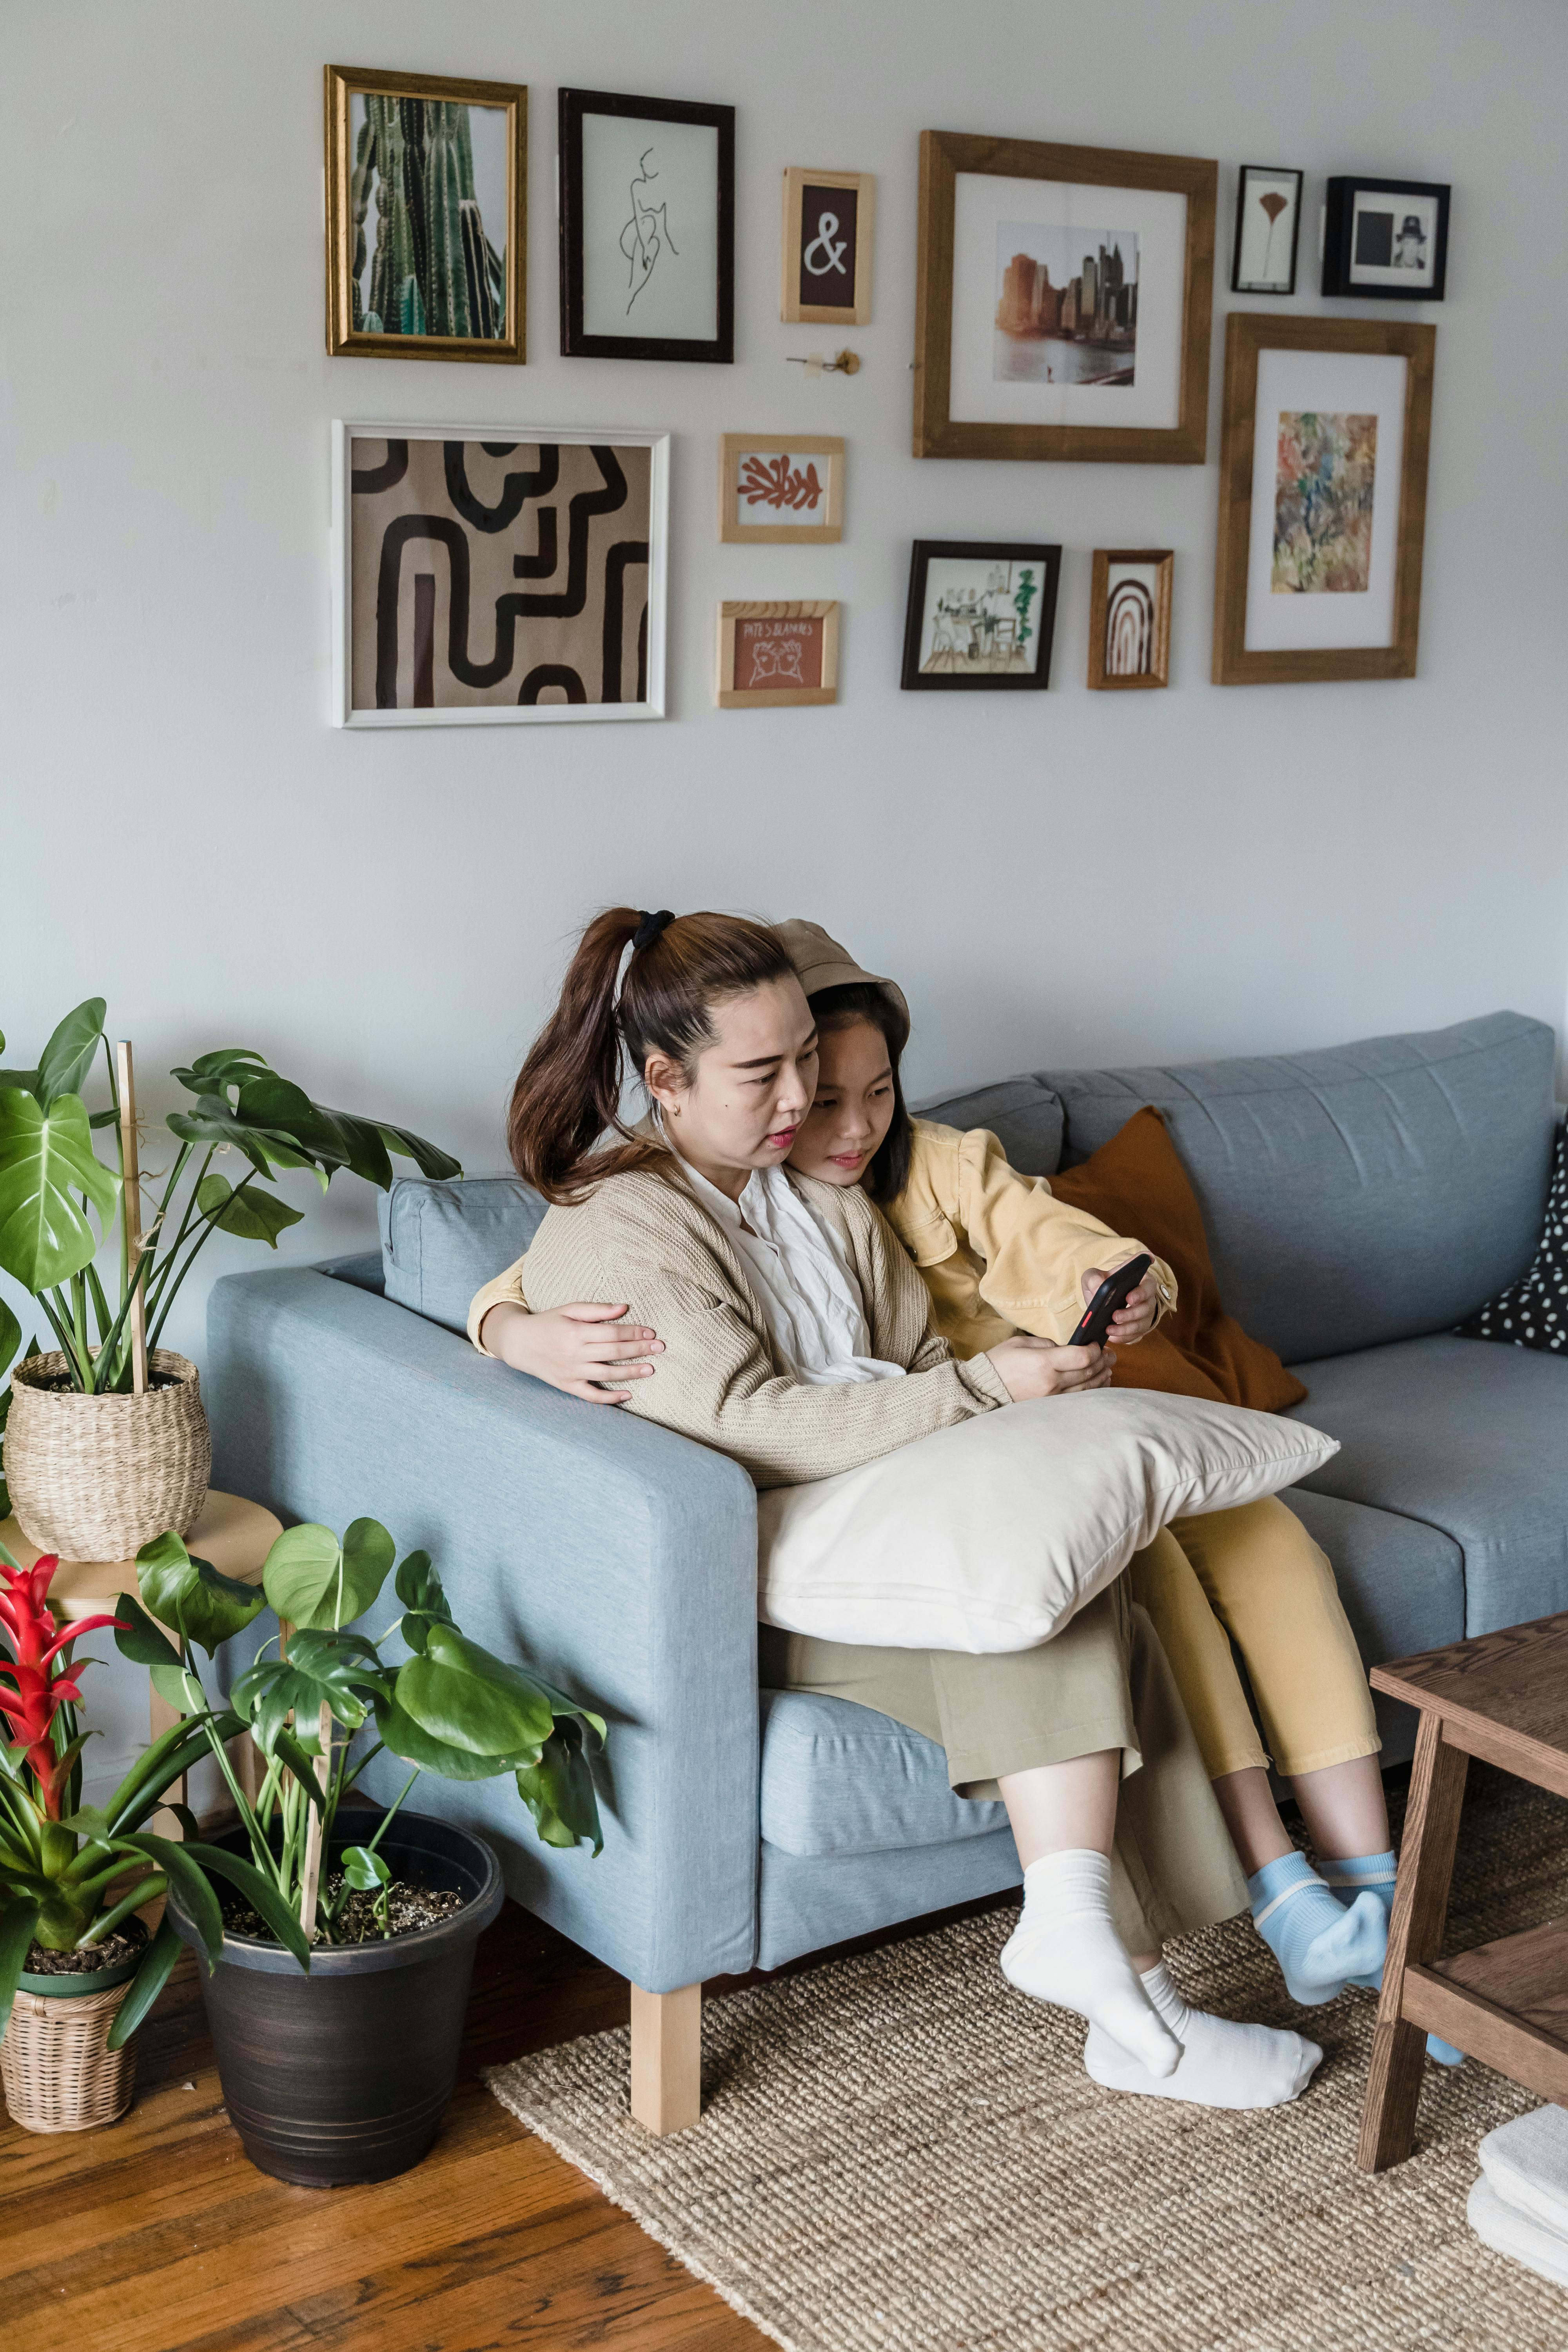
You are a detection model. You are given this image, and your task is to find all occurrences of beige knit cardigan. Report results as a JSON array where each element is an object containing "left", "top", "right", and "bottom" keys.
[{"left": 470, "top": 1160, "right": 1011, "bottom": 1490}]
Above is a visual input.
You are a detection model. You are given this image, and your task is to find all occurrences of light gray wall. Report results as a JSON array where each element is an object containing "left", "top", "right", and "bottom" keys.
[{"left": 4, "top": 0, "right": 1566, "bottom": 1782}]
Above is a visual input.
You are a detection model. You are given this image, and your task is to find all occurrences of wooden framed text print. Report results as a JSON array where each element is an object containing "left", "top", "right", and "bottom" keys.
[
  {"left": 332, "top": 422, "right": 669, "bottom": 724},
  {"left": 324, "top": 65, "right": 526, "bottom": 362},
  {"left": 1088, "top": 550, "right": 1173, "bottom": 689},
  {"left": 559, "top": 87, "right": 735, "bottom": 362},
  {"left": 900, "top": 541, "right": 1062, "bottom": 690},
  {"left": 781, "top": 169, "right": 875, "bottom": 324},
  {"left": 719, "top": 435, "right": 844, "bottom": 543},
  {"left": 717, "top": 603, "right": 839, "bottom": 708},
  {"left": 912, "top": 131, "right": 1216, "bottom": 463},
  {"left": 1211, "top": 314, "right": 1435, "bottom": 686}
]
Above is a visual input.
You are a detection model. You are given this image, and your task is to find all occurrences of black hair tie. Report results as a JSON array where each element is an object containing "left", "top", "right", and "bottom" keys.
[{"left": 632, "top": 908, "right": 675, "bottom": 953}]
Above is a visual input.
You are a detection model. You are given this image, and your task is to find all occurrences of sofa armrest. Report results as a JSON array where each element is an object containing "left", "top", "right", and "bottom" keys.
[{"left": 206, "top": 1267, "right": 760, "bottom": 1991}]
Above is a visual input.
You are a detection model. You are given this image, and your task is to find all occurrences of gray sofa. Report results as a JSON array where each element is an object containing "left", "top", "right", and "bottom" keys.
[{"left": 207, "top": 1008, "right": 1563, "bottom": 2123}]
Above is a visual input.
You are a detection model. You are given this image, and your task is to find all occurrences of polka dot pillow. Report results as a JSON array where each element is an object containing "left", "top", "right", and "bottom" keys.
[{"left": 1456, "top": 1120, "right": 1567, "bottom": 1352}]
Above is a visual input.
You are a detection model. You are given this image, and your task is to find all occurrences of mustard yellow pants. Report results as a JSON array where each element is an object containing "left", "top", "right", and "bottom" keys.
[{"left": 1128, "top": 1494, "right": 1380, "bottom": 1783}]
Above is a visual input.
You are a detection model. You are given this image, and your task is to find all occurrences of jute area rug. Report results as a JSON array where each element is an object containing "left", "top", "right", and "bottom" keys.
[{"left": 488, "top": 1766, "right": 1568, "bottom": 2352}]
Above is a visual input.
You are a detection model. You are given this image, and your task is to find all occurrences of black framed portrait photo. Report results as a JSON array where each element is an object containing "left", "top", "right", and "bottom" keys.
[
  {"left": 558, "top": 87, "right": 735, "bottom": 361},
  {"left": 900, "top": 540, "right": 1062, "bottom": 691},
  {"left": 1322, "top": 176, "right": 1450, "bottom": 301}
]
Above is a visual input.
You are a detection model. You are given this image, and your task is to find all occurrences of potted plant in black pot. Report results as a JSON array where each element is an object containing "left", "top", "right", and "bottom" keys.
[{"left": 112, "top": 1518, "right": 604, "bottom": 2186}]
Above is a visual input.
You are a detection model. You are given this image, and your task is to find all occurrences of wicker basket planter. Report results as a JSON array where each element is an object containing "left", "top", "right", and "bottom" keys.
[
  {"left": 5, "top": 1348, "right": 211, "bottom": 1559},
  {"left": 0, "top": 1941, "right": 143, "bottom": 2133}
]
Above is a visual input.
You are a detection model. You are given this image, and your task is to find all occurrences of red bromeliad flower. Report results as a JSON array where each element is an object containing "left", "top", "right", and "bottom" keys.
[{"left": 0, "top": 1559, "right": 127, "bottom": 1819}]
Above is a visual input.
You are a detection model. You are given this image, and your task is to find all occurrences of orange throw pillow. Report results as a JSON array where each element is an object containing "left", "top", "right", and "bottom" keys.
[{"left": 1048, "top": 1106, "right": 1307, "bottom": 1411}]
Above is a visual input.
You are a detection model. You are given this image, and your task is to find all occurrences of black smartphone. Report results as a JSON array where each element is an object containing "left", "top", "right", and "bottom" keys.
[{"left": 1067, "top": 1252, "right": 1153, "bottom": 1349}]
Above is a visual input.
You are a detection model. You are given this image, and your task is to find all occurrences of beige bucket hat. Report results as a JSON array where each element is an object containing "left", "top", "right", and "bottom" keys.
[{"left": 774, "top": 918, "right": 910, "bottom": 1046}]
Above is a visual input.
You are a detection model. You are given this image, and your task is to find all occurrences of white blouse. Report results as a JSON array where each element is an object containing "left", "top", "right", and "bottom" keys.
[{"left": 671, "top": 1148, "right": 906, "bottom": 1388}]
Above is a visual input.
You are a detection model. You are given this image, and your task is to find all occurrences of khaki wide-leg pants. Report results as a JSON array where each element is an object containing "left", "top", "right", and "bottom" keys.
[{"left": 759, "top": 1572, "right": 1249, "bottom": 1957}]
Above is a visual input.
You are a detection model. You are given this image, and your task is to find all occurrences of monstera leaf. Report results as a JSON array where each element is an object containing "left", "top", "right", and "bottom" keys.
[
  {"left": 0, "top": 1087, "right": 120, "bottom": 1291},
  {"left": 135, "top": 1532, "right": 267, "bottom": 1657}
]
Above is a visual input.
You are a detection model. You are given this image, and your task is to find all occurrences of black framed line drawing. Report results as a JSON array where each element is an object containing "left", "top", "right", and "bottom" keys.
[
  {"left": 1322, "top": 176, "right": 1450, "bottom": 301},
  {"left": 1230, "top": 165, "right": 1303, "bottom": 296},
  {"left": 900, "top": 540, "right": 1062, "bottom": 691},
  {"left": 559, "top": 87, "right": 735, "bottom": 362},
  {"left": 331, "top": 421, "right": 670, "bottom": 726}
]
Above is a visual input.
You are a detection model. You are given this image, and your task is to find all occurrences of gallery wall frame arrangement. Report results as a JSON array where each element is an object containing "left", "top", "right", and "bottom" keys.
[
  {"left": 331, "top": 421, "right": 670, "bottom": 726},
  {"left": 1087, "top": 550, "right": 1174, "bottom": 690},
  {"left": 559, "top": 87, "right": 735, "bottom": 362},
  {"left": 781, "top": 168, "right": 876, "bottom": 324},
  {"left": 1230, "top": 165, "right": 1303, "bottom": 296},
  {"left": 323, "top": 65, "right": 527, "bottom": 363},
  {"left": 718, "top": 434, "right": 844, "bottom": 543},
  {"left": 900, "top": 541, "right": 1062, "bottom": 690},
  {"left": 1322, "top": 176, "right": 1450, "bottom": 301},
  {"left": 912, "top": 131, "right": 1216, "bottom": 464},
  {"left": 717, "top": 602, "right": 839, "bottom": 708},
  {"left": 1211, "top": 313, "right": 1436, "bottom": 687}
]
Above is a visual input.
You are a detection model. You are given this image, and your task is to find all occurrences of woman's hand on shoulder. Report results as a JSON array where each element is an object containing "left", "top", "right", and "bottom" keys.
[
  {"left": 985, "top": 1334, "right": 1115, "bottom": 1403},
  {"left": 480, "top": 1300, "right": 664, "bottom": 1404}
]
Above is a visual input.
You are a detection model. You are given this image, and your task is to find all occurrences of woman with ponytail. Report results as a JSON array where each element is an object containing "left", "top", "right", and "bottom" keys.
[{"left": 473, "top": 907, "right": 1321, "bottom": 2114}]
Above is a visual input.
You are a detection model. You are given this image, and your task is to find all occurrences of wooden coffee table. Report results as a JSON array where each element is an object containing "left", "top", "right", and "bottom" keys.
[{"left": 1358, "top": 1610, "right": 1568, "bottom": 2172}]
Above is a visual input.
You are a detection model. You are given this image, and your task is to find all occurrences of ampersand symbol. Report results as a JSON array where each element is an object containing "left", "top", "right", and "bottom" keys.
[{"left": 803, "top": 211, "right": 848, "bottom": 278}]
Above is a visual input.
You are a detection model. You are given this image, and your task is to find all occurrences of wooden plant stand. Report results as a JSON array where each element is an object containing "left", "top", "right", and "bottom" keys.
[{"left": 1358, "top": 1610, "right": 1568, "bottom": 2172}]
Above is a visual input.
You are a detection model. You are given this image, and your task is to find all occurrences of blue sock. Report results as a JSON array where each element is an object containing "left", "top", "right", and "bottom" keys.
[
  {"left": 1323, "top": 1851, "right": 1464, "bottom": 2067},
  {"left": 1248, "top": 1851, "right": 1388, "bottom": 2005}
]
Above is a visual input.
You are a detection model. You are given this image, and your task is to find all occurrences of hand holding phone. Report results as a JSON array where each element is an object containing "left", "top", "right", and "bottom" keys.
[{"left": 1068, "top": 1253, "right": 1154, "bottom": 1350}]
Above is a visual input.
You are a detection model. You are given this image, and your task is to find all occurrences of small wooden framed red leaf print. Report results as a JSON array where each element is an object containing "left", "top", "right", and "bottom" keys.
[
  {"left": 717, "top": 602, "right": 839, "bottom": 708},
  {"left": 719, "top": 435, "right": 844, "bottom": 544}
]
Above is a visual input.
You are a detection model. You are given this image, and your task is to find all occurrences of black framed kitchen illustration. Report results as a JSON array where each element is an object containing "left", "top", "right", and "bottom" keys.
[{"left": 559, "top": 86, "right": 735, "bottom": 361}]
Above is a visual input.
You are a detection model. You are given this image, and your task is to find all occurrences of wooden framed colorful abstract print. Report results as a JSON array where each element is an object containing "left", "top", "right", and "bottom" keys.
[
  {"left": 332, "top": 422, "right": 668, "bottom": 724},
  {"left": 718, "top": 436, "right": 844, "bottom": 544},
  {"left": 1088, "top": 550, "right": 1173, "bottom": 689},
  {"left": 912, "top": 131, "right": 1216, "bottom": 463},
  {"left": 1212, "top": 313, "right": 1435, "bottom": 686},
  {"left": 324, "top": 65, "right": 526, "bottom": 363},
  {"left": 781, "top": 169, "right": 875, "bottom": 324},
  {"left": 717, "top": 603, "right": 839, "bottom": 708}
]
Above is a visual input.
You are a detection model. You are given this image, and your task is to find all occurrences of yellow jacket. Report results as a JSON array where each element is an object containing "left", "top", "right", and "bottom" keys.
[{"left": 886, "top": 1119, "right": 1176, "bottom": 1358}]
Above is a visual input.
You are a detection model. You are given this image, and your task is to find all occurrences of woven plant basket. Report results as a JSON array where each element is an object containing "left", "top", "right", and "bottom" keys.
[
  {"left": 1, "top": 1976, "right": 137, "bottom": 2133},
  {"left": 5, "top": 1348, "right": 211, "bottom": 1560}
]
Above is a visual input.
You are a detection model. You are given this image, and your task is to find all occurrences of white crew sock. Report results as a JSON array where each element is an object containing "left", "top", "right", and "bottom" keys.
[
  {"left": 999, "top": 1849, "right": 1179, "bottom": 2078},
  {"left": 1084, "top": 1961, "right": 1322, "bottom": 2110}
]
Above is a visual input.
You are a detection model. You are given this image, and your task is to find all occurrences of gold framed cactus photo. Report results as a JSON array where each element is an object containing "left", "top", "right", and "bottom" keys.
[{"left": 325, "top": 65, "right": 526, "bottom": 363}]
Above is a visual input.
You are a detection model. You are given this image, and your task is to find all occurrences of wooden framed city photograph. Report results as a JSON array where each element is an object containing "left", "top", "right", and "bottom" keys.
[
  {"left": 781, "top": 168, "right": 875, "bottom": 324},
  {"left": 912, "top": 130, "right": 1216, "bottom": 463},
  {"left": 717, "top": 601, "right": 839, "bottom": 707},
  {"left": 1212, "top": 313, "right": 1436, "bottom": 686},
  {"left": 1088, "top": 550, "right": 1173, "bottom": 689},
  {"left": 324, "top": 65, "right": 526, "bottom": 362},
  {"left": 718, "top": 434, "right": 844, "bottom": 543},
  {"left": 559, "top": 86, "right": 735, "bottom": 363},
  {"left": 900, "top": 541, "right": 1062, "bottom": 690}
]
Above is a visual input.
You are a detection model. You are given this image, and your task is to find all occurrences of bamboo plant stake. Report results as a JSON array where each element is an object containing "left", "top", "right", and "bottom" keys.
[
  {"left": 114, "top": 1042, "right": 149, "bottom": 1396},
  {"left": 298, "top": 1701, "right": 334, "bottom": 1939}
]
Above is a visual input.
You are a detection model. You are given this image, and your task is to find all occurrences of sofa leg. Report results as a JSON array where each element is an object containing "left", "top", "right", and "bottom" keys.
[{"left": 630, "top": 1982, "right": 702, "bottom": 2133}]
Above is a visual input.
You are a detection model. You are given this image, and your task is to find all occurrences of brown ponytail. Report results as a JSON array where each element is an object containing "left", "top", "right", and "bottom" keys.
[{"left": 508, "top": 907, "right": 796, "bottom": 1201}]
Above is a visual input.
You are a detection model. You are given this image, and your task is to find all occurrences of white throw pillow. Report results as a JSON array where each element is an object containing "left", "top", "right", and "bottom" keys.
[{"left": 757, "top": 1391, "right": 1340, "bottom": 1655}]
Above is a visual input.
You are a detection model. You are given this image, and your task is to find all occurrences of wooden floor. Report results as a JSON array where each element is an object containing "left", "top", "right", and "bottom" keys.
[{"left": 4, "top": 1889, "right": 1016, "bottom": 2352}]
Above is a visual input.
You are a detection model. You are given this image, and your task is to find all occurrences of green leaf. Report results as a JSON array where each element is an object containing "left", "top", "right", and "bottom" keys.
[
  {"left": 0, "top": 1898, "right": 42, "bottom": 2042},
  {"left": 394, "top": 1624, "right": 555, "bottom": 1760},
  {"left": 195, "top": 1172, "right": 305, "bottom": 1248},
  {"left": 261, "top": 1517, "right": 394, "bottom": 1632},
  {"left": 237, "top": 1079, "right": 383, "bottom": 1183},
  {"left": 171, "top": 1048, "right": 272, "bottom": 1096},
  {"left": 105, "top": 1916, "right": 181, "bottom": 2049},
  {"left": 393, "top": 1549, "right": 452, "bottom": 1624},
  {"left": 516, "top": 1717, "right": 604, "bottom": 1855},
  {"left": 165, "top": 1098, "right": 320, "bottom": 1186},
  {"left": 341, "top": 1843, "right": 391, "bottom": 1892},
  {"left": 372, "top": 1688, "right": 540, "bottom": 1782},
  {"left": 361, "top": 1116, "right": 462, "bottom": 1183},
  {"left": 184, "top": 1842, "right": 311, "bottom": 1967},
  {"left": 112, "top": 1591, "right": 187, "bottom": 1674},
  {"left": 0, "top": 1088, "right": 119, "bottom": 1291},
  {"left": 34, "top": 1000, "right": 107, "bottom": 1112},
  {"left": 0, "top": 1296, "right": 20, "bottom": 1381},
  {"left": 136, "top": 1533, "right": 266, "bottom": 1656},
  {"left": 120, "top": 1831, "right": 223, "bottom": 1971}
]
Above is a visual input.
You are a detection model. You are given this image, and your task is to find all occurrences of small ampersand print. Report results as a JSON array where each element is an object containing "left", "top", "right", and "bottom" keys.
[{"left": 803, "top": 211, "right": 848, "bottom": 278}]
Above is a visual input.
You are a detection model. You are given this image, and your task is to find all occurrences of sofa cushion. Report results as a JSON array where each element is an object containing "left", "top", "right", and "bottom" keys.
[
  {"left": 1034, "top": 1012, "right": 1556, "bottom": 1363},
  {"left": 758, "top": 1686, "right": 1006, "bottom": 1857},
  {"left": 913, "top": 1074, "right": 1065, "bottom": 1178},
  {"left": 1287, "top": 1333, "right": 1568, "bottom": 1637},
  {"left": 379, "top": 1174, "right": 546, "bottom": 1332}
]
